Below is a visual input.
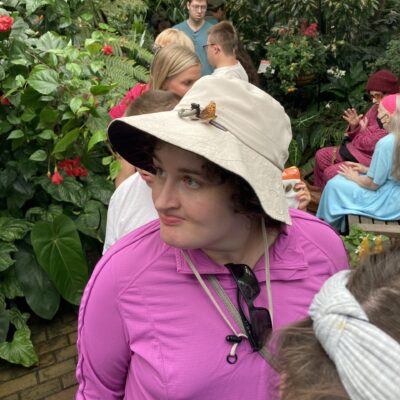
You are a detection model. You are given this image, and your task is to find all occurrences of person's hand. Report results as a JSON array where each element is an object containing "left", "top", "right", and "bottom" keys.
[
  {"left": 294, "top": 181, "right": 311, "bottom": 211},
  {"left": 343, "top": 161, "right": 368, "bottom": 174},
  {"left": 359, "top": 116, "right": 369, "bottom": 130},
  {"left": 339, "top": 164, "right": 360, "bottom": 181},
  {"left": 342, "top": 108, "right": 363, "bottom": 128}
]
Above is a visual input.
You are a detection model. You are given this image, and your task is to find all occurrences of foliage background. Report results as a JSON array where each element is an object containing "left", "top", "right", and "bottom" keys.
[{"left": 0, "top": 0, "right": 400, "bottom": 367}]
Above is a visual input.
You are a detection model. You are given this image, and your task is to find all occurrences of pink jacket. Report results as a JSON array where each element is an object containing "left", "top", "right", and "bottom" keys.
[
  {"left": 346, "top": 104, "right": 388, "bottom": 166},
  {"left": 76, "top": 209, "right": 349, "bottom": 399},
  {"left": 109, "top": 83, "right": 150, "bottom": 119}
]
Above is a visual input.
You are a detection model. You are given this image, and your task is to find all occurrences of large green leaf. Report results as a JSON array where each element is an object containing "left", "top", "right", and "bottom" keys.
[
  {"left": 0, "top": 242, "right": 17, "bottom": 272},
  {"left": 0, "top": 328, "right": 38, "bottom": 367},
  {"left": 0, "top": 218, "right": 32, "bottom": 242},
  {"left": 31, "top": 214, "right": 88, "bottom": 305},
  {"left": 85, "top": 175, "right": 113, "bottom": 205},
  {"left": 27, "top": 65, "right": 60, "bottom": 95},
  {"left": 35, "top": 31, "right": 66, "bottom": 52},
  {"left": 75, "top": 200, "right": 104, "bottom": 239},
  {"left": 52, "top": 128, "right": 80, "bottom": 154},
  {"left": 15, "top": 246, "right": 60, "bottom": 320},
  {"left": 39, "top": 176, "right": 90, "bottom": 208}
]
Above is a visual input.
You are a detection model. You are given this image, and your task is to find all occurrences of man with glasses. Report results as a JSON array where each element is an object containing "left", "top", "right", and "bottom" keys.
[{"left": 174, "top": 0, "right": 214, "bottom": 76}]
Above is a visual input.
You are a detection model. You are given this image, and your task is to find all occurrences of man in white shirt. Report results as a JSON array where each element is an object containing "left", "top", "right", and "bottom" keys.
[{"left": 205, "top": 21, "right": 248, "bottom": 81}]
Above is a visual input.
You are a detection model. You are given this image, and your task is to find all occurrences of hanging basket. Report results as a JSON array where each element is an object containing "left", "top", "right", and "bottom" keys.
[{"left": 295, "top": 73, "right": 316, "bottom": 87}]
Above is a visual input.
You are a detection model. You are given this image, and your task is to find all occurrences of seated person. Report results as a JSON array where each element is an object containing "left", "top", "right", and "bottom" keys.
[
  {"left": 103, "top": 91, "right": 180, "bottom": 254},
  {"left": 206, "top": 21, "right": 248, "bottom": 81},
  {"left": 313, "top": 69, "right": 398, "bottom": 188},
  {"left": 317, "top": 94, "right": 400, "bottom": 232},
  {"left": 275, "top": 245, "right": 400, "bottom": 400}
]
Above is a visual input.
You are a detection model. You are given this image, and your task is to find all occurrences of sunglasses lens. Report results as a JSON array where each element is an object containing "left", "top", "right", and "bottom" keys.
[
  {"left": 226, "top": 263, "right": 260, "bottom": 300},
  {"left": 251, "top": 308, "right": 272, "bottom": 349}
]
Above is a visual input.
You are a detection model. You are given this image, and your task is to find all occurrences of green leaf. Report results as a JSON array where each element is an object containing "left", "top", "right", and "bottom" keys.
[
  {"left": 0, "top": 301, "right": 9, "bottom": 343},
  {"left": 0, "top": 218, "right": 32, "bottom": 242},
  {"left": 70, "top": 97, "right": 82, "bottom": 114},
  {"left": 86, "top": 175, "right": 113, "bottom": 205},
  {"left": 39, "top": 175, "right": 89, "bottom": 208},
  {"left": 26, "top": 204, "right": 63, "bottom": 223},
  {"left": 38, "top": 129, "right": 55, "bottom": 140},
  {"left": 0, "top": 328, "right": 38, "bottom": 367},
  {"left": 90, "top": 60, "right": 104, "bottom": 73},
  {"left": 27, "top": 65, "right": 59, "bottom": 95},
  {"left": 7, "top": 130, "right": 24, "bottom": 140},
  {"left": 87, "top": 130, "right": 107, "bottom": 151},
  {"left": 52, "top": 128, "right": 80, "bottom": 154},
  {"left": 66, "top": 63, "right": 82, "bottom": 76},
  {"left": 31, "top": 214, "right": 88, "bottom": 305},
  {"left": 0, "top": 267, "right": 24, "bottom": 299},
  {"left": 39, "top": 106, "right": 58, "bottom": 127},
  {"left": 15, "top": 245, "right": 60, "bottom": 320},
  {"left": 29, "top": 149, "right": 47, "bottom": 161},
  {"left": 35, "top": 31, "right": 66, "bottom": 52},
  {"left": 0, "top": 242, "right": 17, "bottom": 272},
  {"left": 21, "top": 108, "right": 36, "bottom": 122},
  {"left": 90, "top": 83, "right": 118, "bottom": 95},
  {"left": 25, "top": 0, "right": 53, "bottom": 15}
]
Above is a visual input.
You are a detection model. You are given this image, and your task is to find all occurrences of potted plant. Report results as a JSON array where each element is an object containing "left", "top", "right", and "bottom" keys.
[{"left": 264, "top": 20, "right": 327, "bottom": 94}]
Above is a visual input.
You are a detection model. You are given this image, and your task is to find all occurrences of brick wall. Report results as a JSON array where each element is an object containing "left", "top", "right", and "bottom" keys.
[{"left": 0, "top": 307, "right": 78, "bottom": 400}]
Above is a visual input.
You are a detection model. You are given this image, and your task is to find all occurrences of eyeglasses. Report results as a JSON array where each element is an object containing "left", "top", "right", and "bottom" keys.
[
  {"left": 190, "top": 5, "right": 207, "bottom": 11},
  {"left": 225, "top": 263, "right": 272, "bottom": 351},
  {"left": 203, "top": 43, "right": 216, "bottom": 51}
]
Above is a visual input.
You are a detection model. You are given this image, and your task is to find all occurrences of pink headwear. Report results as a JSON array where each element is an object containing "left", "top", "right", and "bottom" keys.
[{"left": 381, "top": 94, "right": 399, "bottom": 115}]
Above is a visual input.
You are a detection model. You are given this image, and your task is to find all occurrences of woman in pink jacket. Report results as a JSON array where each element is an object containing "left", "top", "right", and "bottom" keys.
[
  {"left": 76, "top": 76, "right": 348, "bottom": 399},
  {"left": 313, "top": 69, "right": 399, "bottom": 188}
]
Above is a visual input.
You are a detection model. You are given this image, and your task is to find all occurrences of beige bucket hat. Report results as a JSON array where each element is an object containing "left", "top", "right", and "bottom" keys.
[{"left": 108, "top": 75, "right": 292, "bottom": 224}]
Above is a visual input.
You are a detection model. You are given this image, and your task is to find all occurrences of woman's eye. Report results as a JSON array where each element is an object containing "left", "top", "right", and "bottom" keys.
[
  {"left": 183, "top": 176, "right": 200, "bottom": 189},
  {"left": 154, "top": 166, "right": 166, "bottom": 177}
]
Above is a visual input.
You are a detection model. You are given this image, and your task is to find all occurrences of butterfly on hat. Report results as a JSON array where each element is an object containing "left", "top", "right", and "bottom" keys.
[{"left": 178, "top": 101, "right": 228, "bottom": 131}]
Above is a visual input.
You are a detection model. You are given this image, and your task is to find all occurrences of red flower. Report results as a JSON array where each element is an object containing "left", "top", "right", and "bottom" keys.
[
  {"left": 303, "top": 23, "right": 318, "bottom": 38},
  {"left": 51, "top": 171, "right": 64, "bottom": 185},
  {"left": 58, "top": 156, "right": 88, "bottom": 177},
  {"left": 102, "top": 44, "right": 113, "bottom": 55},
  {"left": 0, "top": 96, "right": 11, "bottom": 105},
  {"left": 0, "top": 16, "right": 14, "bottom": 32}
]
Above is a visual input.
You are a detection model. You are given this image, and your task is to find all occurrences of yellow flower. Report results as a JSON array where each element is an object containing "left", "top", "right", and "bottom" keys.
[{"left": 287, "top": 86, "right": 297, "bottom": 93}]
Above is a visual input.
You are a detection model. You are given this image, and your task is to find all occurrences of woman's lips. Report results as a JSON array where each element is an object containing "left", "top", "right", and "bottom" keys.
[{"left": 159, "top": 214, "right": 184, "bottom": 226}]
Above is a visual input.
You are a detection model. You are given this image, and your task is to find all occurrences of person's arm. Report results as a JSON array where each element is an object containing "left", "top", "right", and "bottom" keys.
[
  {"left": 115, "top": 157, "right": 136, "bottom": 188},
  {"left": 76, "top": 259, "right": 131, "bottom": 399},
  {"left": 338, "top": 164, "right": 380, "bottom": 190},
  {"left": 343, "top": 108, "right": 363, "bottom": 138}
]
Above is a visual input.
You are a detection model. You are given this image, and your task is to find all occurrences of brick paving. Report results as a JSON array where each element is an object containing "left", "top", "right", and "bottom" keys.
[{"left": 0, "top": 305, "right": 78, "bottom": 400}]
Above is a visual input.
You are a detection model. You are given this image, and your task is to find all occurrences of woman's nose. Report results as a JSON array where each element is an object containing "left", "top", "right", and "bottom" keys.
[{"left": 153, "top": 178, "right": 180, "bottom": 211}]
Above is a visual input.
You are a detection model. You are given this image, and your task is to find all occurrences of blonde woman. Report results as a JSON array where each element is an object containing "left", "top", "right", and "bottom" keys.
[
  {"left": 112, "top": 44, "right": 201, "bottom": 187},
  {"left": 317, "top": 94, "right": 400, "bottom": 232},
  {"left": 109, "top": 31, "right": 195, "bottom": 120}
]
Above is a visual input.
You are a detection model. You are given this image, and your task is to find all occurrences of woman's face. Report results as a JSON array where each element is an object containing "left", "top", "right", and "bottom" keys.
[
  {"left": 377, "top": 103, "right": 391, "bottom": 129},
  {"left": 151, "top": 142, "right": 248, "bottom": 251},
  {"left": 161, "top": 64, "right": 201, "bottom": 97},
  {"left": 370, "top": 90, "right": 384, "bottom": 104}
]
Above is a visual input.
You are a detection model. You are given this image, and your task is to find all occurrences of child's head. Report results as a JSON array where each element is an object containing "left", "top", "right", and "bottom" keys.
[
  {"left": 207, "top": 21, "right": 238, "bottom": 57},
  {"left": 124, "top": 90, "right": 180, "bottom": 117},
  {"left": 276, "top": 247, "right": 400, "bottom": 400}
]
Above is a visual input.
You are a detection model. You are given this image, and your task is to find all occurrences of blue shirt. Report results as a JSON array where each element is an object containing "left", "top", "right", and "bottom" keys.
[{"left": 174, "top": 20, "right": 214, "bottom": 76}]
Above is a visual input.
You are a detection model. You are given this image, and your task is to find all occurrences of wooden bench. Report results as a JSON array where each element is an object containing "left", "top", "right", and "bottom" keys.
[{"left": 348, "top": 215, "right": 400, "bottom": 238}]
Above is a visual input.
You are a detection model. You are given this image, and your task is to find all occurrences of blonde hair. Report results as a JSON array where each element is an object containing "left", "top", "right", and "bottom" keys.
[
  {"left": 154, "top": 28, "right": 195, "bottom": 52},
  {"left": 149, "top": 44, "right": 200, "bottom": 90}
]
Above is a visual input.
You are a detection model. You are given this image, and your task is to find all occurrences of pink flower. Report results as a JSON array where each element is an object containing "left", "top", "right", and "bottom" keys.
[
  {"left": 0, "top": 16, "right": 14, "bottom": 32},
  {"left": 51, "top": 171, "right": 64, "bottom": 185},
  {"left": 303, "top": 23, "right": 318, "bottom": 38},
  {"left": 102, "top": 44, "right": 113, "bottom": 55}
]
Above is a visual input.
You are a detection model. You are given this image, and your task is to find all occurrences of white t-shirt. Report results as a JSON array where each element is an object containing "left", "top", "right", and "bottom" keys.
[
  {"left": 103, "top": 173, "right": 157, "bottom": 254},
  {"left": 212, "top": 62, "right": 249, "bottom": 81}
]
